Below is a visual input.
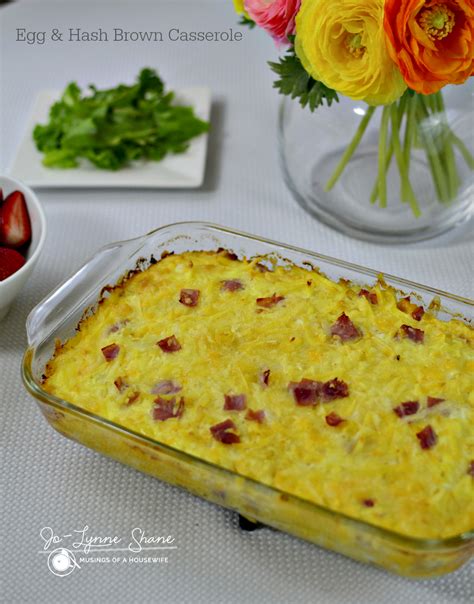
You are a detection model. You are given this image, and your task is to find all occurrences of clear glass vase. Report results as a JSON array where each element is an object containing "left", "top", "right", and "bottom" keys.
[{"left": 279, "top": 84, "right": 474, "bottom": 243}]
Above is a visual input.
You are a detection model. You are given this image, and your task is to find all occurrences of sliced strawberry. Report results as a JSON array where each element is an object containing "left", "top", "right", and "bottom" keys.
[
  {"left": 0, "top": 247, "right": 26, "bottom": 281},
  {"left": 0, "top": 190, "right": 32, "bottom": 248},
  {"left": 0, "top": 189, "right": 3, "bottom": 205}
]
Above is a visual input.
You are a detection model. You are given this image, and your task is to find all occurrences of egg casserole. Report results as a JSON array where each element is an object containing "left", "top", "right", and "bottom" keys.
[{"left": 43, "top": 250, "right": 474, "bottom": 540}]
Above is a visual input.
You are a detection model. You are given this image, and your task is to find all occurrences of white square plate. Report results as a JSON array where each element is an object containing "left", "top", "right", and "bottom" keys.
[{"left": 8, "top": 87, "right": 211, "bottom": 189}]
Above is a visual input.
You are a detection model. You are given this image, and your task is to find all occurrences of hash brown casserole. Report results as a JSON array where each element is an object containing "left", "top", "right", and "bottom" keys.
[{"left": 43, "top": 250, "right": 474, "bottom": 539}]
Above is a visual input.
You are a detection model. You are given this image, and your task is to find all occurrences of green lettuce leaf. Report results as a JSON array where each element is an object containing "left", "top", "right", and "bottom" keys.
[{"left": 33, "top": 68, "right": 209, "bottom": 170}]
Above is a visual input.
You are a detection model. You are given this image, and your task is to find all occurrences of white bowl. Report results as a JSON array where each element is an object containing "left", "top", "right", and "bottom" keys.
[{"left": 0, "top": 176, "right": 47, "bottom": 321}]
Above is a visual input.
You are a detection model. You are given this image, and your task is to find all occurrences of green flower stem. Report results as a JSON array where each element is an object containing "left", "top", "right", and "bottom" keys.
[
  {"left": 377, "top": 106, "right": 391, "bottom": 208},
  {"left": 390, "top": 103, "right": 421, "bottom": 217},
  {"left": 392, "top": 99, "right": 408, "bottom": 203},
  {"left": 397, "top": 94, "right": 410, "bottom": 202},
  {"left": 434, "top": 92, "right": 459, "bottom": 199},
  {"left": 403, "top": 94, "right": 417, "bottom": 172},
  {"left": 444, "top": 134, "right": 460, "bottom": 199},
  {"left": 451, "top": 133, "right": 474, "bottom": 169},
  {"left": 426, "top": 93, "right": 438, "bottom": 114},
  {"left": 370, "top": 139, "right": 393, "bottom": 204},
  {"left": 437, "top": 83, "right": 474, "bottom": 171},
  {"left": 371, "top": 95, "right": 411, "bottom": 207},
  {"left": 433, "top": 91, "right": 443, "bottom": 113},
  {"left": 325, "top": 106, "right": 376, "bottom": 192},
  {"left": 417, "top": 96, "right": 450, "bottom": 203}
]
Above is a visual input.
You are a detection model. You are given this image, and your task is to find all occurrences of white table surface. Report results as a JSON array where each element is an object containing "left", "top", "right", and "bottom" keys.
[{"left": 1, "top": 2, "right": 473, "bottom": 603}]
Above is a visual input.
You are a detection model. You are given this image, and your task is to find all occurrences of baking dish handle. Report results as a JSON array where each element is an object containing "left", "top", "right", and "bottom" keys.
[{"left": 26, "top": 234, "right": 147, "bottom": 348}]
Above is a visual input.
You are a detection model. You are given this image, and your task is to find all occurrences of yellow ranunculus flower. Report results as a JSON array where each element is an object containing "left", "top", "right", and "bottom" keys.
[
  {"left": 233, "top": 0, "right": 250, "bottom": 18},
  {"left": 295, "top": 0, "right": 406, "bottom": 106}
]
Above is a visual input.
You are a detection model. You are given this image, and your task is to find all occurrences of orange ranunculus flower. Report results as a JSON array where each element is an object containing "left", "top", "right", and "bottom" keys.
[{"left": 384, "top": 0, "right": 474, "bottom": 95}]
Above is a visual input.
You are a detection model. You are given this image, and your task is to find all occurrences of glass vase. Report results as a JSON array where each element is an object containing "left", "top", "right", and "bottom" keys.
[{"left": 278, "top": 83, "right": 473, "bottom": 243}]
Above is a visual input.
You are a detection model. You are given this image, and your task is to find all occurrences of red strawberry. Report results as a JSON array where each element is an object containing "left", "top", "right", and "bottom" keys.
[
  {"left": 0, "top": 190, "right": 32, "bottom": 248},
  {"left": 0, "top": 247, "right": 26, "bottom": 281}
]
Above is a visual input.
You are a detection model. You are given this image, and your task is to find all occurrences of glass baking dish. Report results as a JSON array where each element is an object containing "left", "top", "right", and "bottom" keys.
[{"left": 22, "top": 222, "right": 473, "bottom": 578}]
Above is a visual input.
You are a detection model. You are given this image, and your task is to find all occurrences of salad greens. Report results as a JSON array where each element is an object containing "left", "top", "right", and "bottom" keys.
[{"left": 33, "top": 68, "right": 209, "bottom": 170}]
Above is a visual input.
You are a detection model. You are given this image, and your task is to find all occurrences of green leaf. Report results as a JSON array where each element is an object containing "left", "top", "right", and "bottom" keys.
[
  {"left": 269, "top": 47, "right": 339, "bottom": 111},
  {"left": 61, "top": 117, "right": 97, "bottom": 148},
  {"left": 61, "top": 82, "right": 82, "bottom": 107},
  {"left": 239, "top": 15, "right": 256, "bottom": 29},
  {"left": 41, "top": 149, "right": 78, "bottom": 169}
]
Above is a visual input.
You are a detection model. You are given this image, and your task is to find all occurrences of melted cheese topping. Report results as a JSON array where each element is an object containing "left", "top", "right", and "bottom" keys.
[{"left": 44, "top": 251, "right": 474, "bottom": 539}]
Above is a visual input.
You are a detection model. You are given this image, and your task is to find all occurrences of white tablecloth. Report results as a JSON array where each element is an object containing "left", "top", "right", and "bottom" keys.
[{"left": 1, "top": 2, "right": 472, "bottom": 603}]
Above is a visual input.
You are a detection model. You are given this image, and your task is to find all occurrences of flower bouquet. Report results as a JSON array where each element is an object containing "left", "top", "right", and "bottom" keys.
[{"left": 233, "top": 0, "right": 473, "bottom": 226}]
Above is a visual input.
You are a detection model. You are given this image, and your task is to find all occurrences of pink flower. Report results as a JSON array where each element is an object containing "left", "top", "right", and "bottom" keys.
[{"left": 245, "top": 0, "right": 301, "bottom": 44}]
